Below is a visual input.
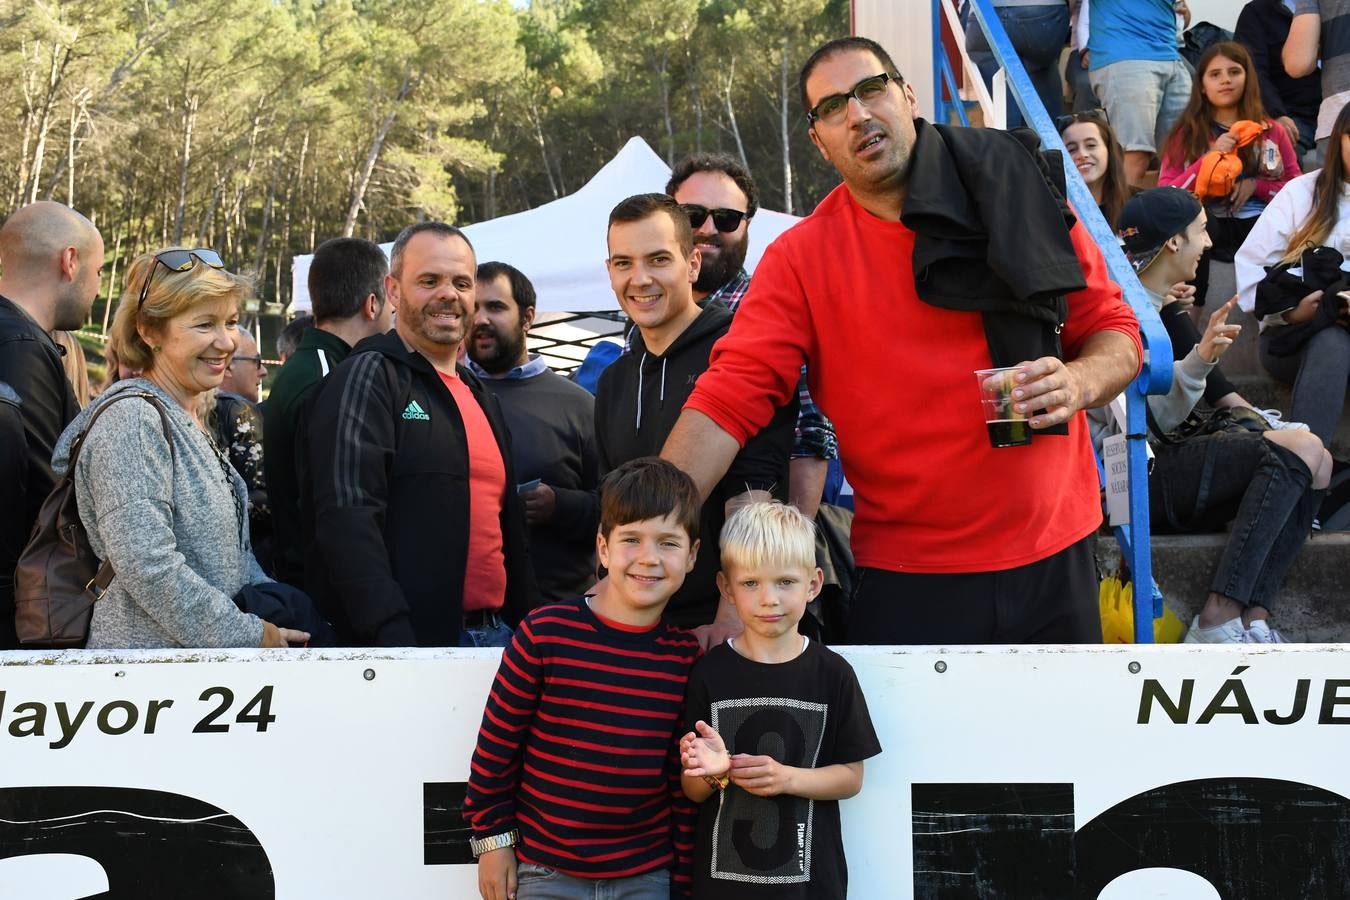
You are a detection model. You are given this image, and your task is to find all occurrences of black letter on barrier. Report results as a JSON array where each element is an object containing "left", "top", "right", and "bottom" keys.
[
  {"left": 914, "top": 779, "right": 1350, "bottom": 899},
  {"left": 423, "top": 781, "right": 474, "bottom": 865},
  {"left": 912, "top": 783, "right": 1075, "bottom": 899},
  {"left": 0, "top": 786, "right": 275, "bottom": 898},
  {"left": 1074, "top": 777, "right": 1350, "bottom": 899}
]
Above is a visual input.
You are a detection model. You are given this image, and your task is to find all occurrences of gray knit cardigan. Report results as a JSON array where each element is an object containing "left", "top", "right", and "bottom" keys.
[{"left": 51, "top": 378, "right": 267, "bottom": 648}]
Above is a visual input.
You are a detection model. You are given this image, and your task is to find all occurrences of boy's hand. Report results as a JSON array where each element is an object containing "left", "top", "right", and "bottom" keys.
[
  {"left": 729, "top": 753, "right": 796, "bottom": 797},
  {"left": 478, "top": 846, "right": 518, "bottom": 900},
  {"left": 681, "top": 720, "right": 730, "bottom": 777}
]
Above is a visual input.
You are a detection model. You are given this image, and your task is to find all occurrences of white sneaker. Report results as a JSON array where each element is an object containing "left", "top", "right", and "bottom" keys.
[
  {"left": 1183, "top": 615, "right": 1247, "bottom": 644},
  {"left": 1245, "top": 620, "right": 1286, "bottom": 643},
  {"left": 1253, "top": 408, "right": 1310, "bottom": 431}
]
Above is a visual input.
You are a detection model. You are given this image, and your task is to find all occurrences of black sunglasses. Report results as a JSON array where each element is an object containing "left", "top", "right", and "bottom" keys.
[
  {"left": 1055, "top": 108, "right": 1110, "bottom": 134},
  {"left": 137, "top": 248, "right": 226, "bottom": 311},
  {"left": 681, "top": 204, "right": 748, "bottom": 233},
  {"left": 806, "top": 72, "right": 901, "bottom": 125}
]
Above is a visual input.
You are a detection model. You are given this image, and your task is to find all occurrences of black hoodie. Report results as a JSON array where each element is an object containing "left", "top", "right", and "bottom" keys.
[
  {"left": 304, "top": 330, "right": 536, "bottom": 647},
  {"left": 596, "top": 303, "right": 797, "bottom": 626}
]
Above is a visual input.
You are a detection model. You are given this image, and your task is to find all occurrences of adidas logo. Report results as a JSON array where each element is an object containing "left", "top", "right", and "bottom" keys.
[{"left": 402, "top": 400, "right": 430, "bottom": 421}]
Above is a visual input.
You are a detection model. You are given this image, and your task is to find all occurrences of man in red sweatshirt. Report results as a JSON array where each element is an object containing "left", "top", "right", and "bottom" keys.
[{"left": 661, "top": 36, "right": 1143, "bottom": 645}]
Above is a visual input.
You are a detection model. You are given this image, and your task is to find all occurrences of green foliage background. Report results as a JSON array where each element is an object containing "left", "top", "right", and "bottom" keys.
[{"left": 0, "top": 0, "right": 849, "bottom": 334}]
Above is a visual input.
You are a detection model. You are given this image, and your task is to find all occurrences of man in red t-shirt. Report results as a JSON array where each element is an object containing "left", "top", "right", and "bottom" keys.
[{"left": 661, "top": 37, "right": 1143, "bottom": 645}]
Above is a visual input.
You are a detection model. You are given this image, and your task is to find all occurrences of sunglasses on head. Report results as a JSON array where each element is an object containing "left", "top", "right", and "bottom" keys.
[
  {"left": 137, "top": 248, "right": 226, "bottom": 311},
  {"left": 680, "top": 204, "right": 748, "bottom": 233},
  {"left": 1055, "top": 108, "right": 1110, "bottom": 133}
]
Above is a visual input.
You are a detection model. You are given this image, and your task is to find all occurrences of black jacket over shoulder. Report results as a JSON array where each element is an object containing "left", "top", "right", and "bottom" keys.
[
  {"left": 304, "top": 331, "right": 536, "bottom": 647},
  {"left": 904, "top": 120, "right": 1086, "bottom": 435},
  {"left": 0, "top": 295, "right": 79, "bottom": 649},
  {"left": 596, "top": 304, "right": 797, "bottom": 626}
]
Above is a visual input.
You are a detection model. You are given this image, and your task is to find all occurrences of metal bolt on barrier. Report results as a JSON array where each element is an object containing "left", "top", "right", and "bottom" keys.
[
  {"left": 363, "top": 668, "right": 376, "bottom": 681},
  {"left": 934, "top": 660, "right": 947, "bottom": 674},
  {"left": 1129, "top": 661, "right": 1141, "bottom": 674}
]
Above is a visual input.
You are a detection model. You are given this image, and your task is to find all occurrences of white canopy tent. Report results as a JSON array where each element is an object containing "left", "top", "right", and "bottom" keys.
[{"left": 289, "top": 137, "right": 802, "bottom": 366}]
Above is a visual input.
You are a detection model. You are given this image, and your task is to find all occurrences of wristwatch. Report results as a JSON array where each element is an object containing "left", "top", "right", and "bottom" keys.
[{"left": 470, "top": 829, "right": 519, "bottom": 858}]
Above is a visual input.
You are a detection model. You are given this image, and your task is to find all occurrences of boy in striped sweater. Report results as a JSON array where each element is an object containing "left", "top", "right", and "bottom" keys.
[{"left": 466, "top": 457, "right": 703, "bottom": 899}]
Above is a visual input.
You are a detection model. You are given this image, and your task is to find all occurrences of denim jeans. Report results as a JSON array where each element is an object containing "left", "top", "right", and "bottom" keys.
[
  {"left": 1260, "top": 326, "right": 1350, "bottom": 446},
  {"left": 515, "top": 862, "right": 669, "bottom": 900},
  {"left": 459, "top": 613, "right": 513, "bottom": 648},
  {"left": 1064, "top": 48, "right": 1095, "bottom": 113},
  {"left": 966, "top": 4, "right": 1070, "bottom": 128},
  {"left": 1149, "top": 431, "right": 1318, "bottom": 611}
]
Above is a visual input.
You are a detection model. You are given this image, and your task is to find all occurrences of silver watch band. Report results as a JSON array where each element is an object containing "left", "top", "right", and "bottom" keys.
[{"left": 470, "top": 829, "right": 519, "bottom": 858}]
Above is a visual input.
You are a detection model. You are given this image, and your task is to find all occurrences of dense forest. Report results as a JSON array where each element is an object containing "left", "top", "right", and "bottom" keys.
[{"left": 0, "top": 0, "right": 850, "bottom": 345}]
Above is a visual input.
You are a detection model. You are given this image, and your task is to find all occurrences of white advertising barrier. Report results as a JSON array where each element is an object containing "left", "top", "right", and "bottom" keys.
[{"left": 2, "top": 645, "right": 1349, "bottom": 898}]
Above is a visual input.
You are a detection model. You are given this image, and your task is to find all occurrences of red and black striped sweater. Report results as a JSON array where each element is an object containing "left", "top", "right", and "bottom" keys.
[{"left": 465, "top": 597, "right": 700, "bottom": 892}]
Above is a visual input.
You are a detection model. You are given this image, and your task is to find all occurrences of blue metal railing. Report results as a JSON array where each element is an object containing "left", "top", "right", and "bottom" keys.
[{"left": 935, "top": 0, "right": 1175, "bottom": 642}]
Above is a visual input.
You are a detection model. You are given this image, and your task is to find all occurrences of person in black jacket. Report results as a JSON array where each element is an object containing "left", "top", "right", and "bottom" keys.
[
  {"left": 599, "top": 194, "right": 796, "bottom": 641},
  {"left": 305, "top": 222, "right": 536, "bottom": 647},
  {"left": 0, "top": 201, "right": 103, "bottom": 649},
  {"left": 1236, "top": 0, "right": 1322, "bottom": 154}
]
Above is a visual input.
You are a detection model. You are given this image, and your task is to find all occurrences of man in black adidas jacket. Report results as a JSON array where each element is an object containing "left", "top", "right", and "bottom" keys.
[{"left": 305, "top": 223, "right": 536, "bottom": 647}]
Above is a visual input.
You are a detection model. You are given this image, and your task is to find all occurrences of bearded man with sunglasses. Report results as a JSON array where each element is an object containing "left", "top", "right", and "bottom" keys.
[
  {"left": 662, "top": 37, "right": 1144, "bottom": 646},
  {"left": 667, "top": 155, "right": 838, "bottom": 526},
  {"left": 0, "top": 201, "right": 102, "bottom": 649}
]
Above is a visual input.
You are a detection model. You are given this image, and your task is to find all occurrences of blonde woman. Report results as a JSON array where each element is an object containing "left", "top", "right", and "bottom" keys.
[
  {"left": 51, "top": 331, "right": 91, "bottom": 408},
  {"left": 51, "top": 248, "right": 308, "bottom": 649}
]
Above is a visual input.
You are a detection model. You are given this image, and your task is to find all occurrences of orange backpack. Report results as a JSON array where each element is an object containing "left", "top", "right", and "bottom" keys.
[{"left": 1193, "top": 120, "right": 1266, "bottom": 202}]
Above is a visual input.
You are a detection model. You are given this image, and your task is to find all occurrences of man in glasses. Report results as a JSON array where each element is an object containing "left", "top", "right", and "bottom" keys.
[
  {"left": 667, "top": 154, "right": 838, "bottom": 523},
  {"left": 0, "top": 201, "right": 103, "bottom": 649},
  {"left": 661, "top": 36, "right": 1143, "bottom": 647},
  {"left": 213, "top": 326, "right": 271, "bottom": 573}
]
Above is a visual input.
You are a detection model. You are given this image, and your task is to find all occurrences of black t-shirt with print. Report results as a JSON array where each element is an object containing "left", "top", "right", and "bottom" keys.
[{"left": 683, "top": 639, "right": 882, "bottom": 899}]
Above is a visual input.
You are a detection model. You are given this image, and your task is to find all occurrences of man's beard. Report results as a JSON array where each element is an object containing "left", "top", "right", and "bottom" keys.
[
  {"left": 693, "top": 232, "right": 749, "bottom": 294},
  {"left": 52, "top": 285, "right": 92, "bottom": 331},
  {"left": 470, "top": 323, "right": 527, "bottom": 375}
]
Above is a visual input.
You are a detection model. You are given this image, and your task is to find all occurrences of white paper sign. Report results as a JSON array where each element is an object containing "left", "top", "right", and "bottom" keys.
[{"left": 1103, "top": 431, "right": 1131, "bottom": 526}]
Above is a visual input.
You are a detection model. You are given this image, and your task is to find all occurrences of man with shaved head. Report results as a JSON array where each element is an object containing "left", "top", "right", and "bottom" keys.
[{"left": 0, "top": 201, "right": 104, "bottom": 647}]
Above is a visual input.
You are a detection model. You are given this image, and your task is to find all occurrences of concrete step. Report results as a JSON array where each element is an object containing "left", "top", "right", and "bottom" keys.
[{"left": 1095, "top": 532, "right": 1350, "bottom": 642}]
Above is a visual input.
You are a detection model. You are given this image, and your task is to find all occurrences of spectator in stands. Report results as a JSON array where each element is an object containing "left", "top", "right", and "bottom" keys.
[
  {"left": 1065, "top": 1, "right": 1096, "bottom": 114},
  {"left": 661, "top": 37, "right": 1141, "bottom": 646},
  {"left": 51, "top": 249, "right": 307, "bottom": 649},
  {"left": 1091, "top": 188, "right": 1330, "bottom": 644},
  {"left": 1236, "top": 0, "right": 1322, "bottom": 155},
  {"left": 465, "top": 457, "right": 702, "bottom": 900},
  {"left": 965, "top": 0, "right": 1071, "bottom": 129},
  {"left": 1282, "top": 0, "right": 1350, "bottom": 165},
  {"left": 1159, "top": 42, "right": 1301, "bottom": 304},
  {"left": 213, "top": 327, "right": 271, "bottom": 574},
  {"left": 667, "top": 153, "right": 838, "bottom": 520},
  {"left": 52, "top": 331, "right": 91, "bottom": 408},
  {"left": 467, "top": 261, "right": 600, "bottom": 602},
  {"left": 263, "top": 238, "right": 391, "bottom": 589},
  {"left": 276, "top": 312, "right": 312, "bottom": 363},
  {"left": 0, "top": 202, "right": 101, "bottom": 649},
  {"left": 306, "top": 223, "right": 535, "bottom": 647},
  {"left": 1058, "top": 109, "right": 1134, "bottom": 227},
  {"left": 680, "top": 501, "right": 880, "bottom": 898},
  {"left": 1235, "top": 101, "right": 1350, "bottom": 444},
  {"left": 1087, "top": 0, "right": 1194, "bottom": 186},
  {"left": 598, "top": 193, "right": 796, "bottom": 641}
]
